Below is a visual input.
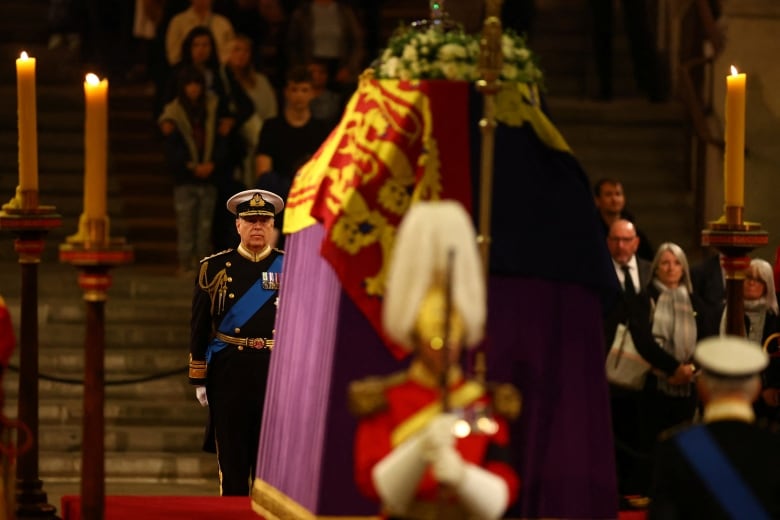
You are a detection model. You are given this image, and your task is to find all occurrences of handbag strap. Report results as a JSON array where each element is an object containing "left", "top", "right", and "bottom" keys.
[
  {"left": 674, "top": 425, "right": 770, "bottom": 520},
  {"left": 612, "top": 321, "right": 629, "bottom": 368}
]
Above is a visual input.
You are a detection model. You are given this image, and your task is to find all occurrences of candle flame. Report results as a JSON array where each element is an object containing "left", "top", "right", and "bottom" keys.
[
  {"left": 85, "top": 73, "right": 101, "bottom": 85},
  {"left": 730, "top": 65, "right": 739, "bottom": 76},
  {"left": 20, "top": 51, "right": 28, "bottom": 60}
]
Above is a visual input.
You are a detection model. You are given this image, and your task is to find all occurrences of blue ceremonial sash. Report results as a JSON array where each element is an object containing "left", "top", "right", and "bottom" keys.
[
  {"left": 205, "top": 255, "right": 283, "bottom": 363},
  {"left": 675, "top": 425, "right": 770, "bottom": 520}
]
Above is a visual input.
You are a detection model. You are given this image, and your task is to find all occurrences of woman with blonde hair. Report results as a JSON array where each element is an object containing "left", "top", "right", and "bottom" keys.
[{"left": 641, "top": 243, "right": 702, "bottom": 451}]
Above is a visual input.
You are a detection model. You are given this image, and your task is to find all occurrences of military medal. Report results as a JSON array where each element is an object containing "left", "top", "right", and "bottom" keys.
[{"left": 262, "top": 272, "right": 280, "bottom": 290}]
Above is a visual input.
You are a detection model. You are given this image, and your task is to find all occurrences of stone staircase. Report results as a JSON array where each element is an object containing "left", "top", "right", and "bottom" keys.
[
  {"left": 532, "top": 0, "right": 698, "bottom": 257},
  {"left": 1, "top": 263, "right": 214, "bottom": 485}
]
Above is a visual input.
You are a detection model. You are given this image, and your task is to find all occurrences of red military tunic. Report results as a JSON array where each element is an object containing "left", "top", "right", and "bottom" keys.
[{"left": 353, "top": 360, "right": 520, "bottom": 509}]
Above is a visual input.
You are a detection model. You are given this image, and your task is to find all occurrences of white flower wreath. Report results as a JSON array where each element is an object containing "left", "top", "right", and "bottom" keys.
[{"left": 374, "top": 24, "right": 544, "bottom": 85}]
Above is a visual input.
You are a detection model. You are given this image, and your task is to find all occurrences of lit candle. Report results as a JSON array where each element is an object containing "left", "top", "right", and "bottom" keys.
[
  {"left": 724, "top": 66, "right": 746, "bottom": 208},
  {"left": 83, "top": 73, "right": 108, "bottom": 220},
  {"left": 16, "top": 52, "right": 38, "bottom": 193}
]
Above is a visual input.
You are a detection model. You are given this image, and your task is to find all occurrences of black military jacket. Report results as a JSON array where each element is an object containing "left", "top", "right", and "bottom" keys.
[{"left": 188, "top": 246, "right": 283, "bottom": 384}]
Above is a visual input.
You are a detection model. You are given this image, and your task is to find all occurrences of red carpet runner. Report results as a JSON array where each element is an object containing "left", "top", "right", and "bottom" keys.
[{"left": 61, "top": 495, "right": 648, "bottom": 519}]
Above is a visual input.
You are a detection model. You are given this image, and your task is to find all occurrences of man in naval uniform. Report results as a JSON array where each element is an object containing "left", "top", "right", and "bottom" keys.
[
  {"left": 188, "top": 188, "right": 284, "bottom": 496},
  {"left": 649, "top": 335, "right": 780, "bottom": 519}
]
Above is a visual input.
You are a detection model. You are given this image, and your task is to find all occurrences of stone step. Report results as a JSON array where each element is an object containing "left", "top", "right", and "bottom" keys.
[
  {"left": 6, "top": 347, "right": 188, "bottom": 376},
  {"left": 4, "top": 397, "right": 205, "bottom": 427},
  {"left": 0, "top": 263, "right": 192, "bottom": 299},
  {"left": 9, "top": 322, "right": 188, "bottom": 349},
  {"left": 38, "top": 425, "right": 205, "bottom": 454},
  {"left": 4, "top": 371, "right": 191, "bottom": 401},
  {"left": 0, "top": 129, "right": 83, "bottom": 152},
  {"left": 39, "top": 452, "right": 216, "bottom": 481}
]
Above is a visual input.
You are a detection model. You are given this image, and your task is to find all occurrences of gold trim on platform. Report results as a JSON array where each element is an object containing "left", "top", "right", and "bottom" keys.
[
  {"left": 251, "top": 478, "right": 381, "bottom": 519},
  {"left": 251, "top": 478, "right": 316, "bottom": 520}
]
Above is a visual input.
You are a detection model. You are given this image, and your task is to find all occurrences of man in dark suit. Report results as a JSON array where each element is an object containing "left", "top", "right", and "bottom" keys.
[
  {"left": 604, "top": 219, "right": 693, "bottom": 504},
  {"left": 689, "top": 252, "right": 725, "bottom": 338},
  {"left": 649, "top": 335, "right": 780, "bottom": 519}
]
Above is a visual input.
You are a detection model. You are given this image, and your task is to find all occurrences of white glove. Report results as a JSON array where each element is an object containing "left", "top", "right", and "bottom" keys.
[
  {"left": 371, "top": 434, "right": 427, "bottom": 515},
  {"left": 455, "top": 464, "right": 510, "bottom": 520},
  {"left": 195, "top": 386, "right": 208, "bottom": 407},
  {"left": 422, "top": 413, "right": 457, "bottom": 452},
  {"left": 429, "top": 445, "right": 465, "bottom": 486}
]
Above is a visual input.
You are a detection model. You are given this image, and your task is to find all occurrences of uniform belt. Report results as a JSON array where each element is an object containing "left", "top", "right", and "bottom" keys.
[{"left": 215, "top": 332, "right": 274, "bottom": 351}]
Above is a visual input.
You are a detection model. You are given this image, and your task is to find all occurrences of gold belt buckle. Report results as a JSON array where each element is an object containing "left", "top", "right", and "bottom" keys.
[{"left": 249, "top": 338, "right": 265, "bottom": 349}]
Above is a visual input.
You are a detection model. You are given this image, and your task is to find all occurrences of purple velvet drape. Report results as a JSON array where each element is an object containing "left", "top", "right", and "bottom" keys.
[
  {"left": 487, "top": 276, "right": 618, "bottom": 519},
  {"left": 255, "top": 224, "right": 342, "bottom": 509}
]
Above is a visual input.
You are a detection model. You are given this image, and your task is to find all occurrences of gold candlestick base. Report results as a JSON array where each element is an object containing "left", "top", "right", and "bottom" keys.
[
  {"left": 709, "top": 206, "right": 762, "bottom": 231},
  {"left": 66, "top": 214, "right": 111, "bottom": 248}
]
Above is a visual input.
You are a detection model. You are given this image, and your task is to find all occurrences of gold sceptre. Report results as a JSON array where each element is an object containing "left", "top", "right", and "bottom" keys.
[{"left": 475, "top": 0, "right": 503, "bottom": 384}]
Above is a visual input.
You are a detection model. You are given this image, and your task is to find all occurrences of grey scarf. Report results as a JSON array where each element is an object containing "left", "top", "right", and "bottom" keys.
[
  {"left": 651, "top": 279, "right": 697, "bottom": 397},
  {"left": 744, "top": 298, "right": 769, "bottom": 346}
]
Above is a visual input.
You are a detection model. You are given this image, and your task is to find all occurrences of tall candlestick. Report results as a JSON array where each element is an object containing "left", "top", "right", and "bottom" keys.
[
  {"left": 16, "top": 52, "right": 38, "bottom": 194},
  {"left": 724, "top": 66, "right": 746, "bottom": 209},
  {"left": 83, "top": 73, "right": 108, "bottom": 221}
]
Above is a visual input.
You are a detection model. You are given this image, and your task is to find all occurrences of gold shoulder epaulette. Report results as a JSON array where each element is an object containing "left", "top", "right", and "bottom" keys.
[
  {"left": 273, "top": 247, "right": 285, "bottom": 255},
  {"left": 488, "top": 382, "right": 523, "bottom": 420},
  {"left": 200, "top": 249, "right": 233, "bottom": 263},
  {"left": 348, "top": 371, "right": 407, "bottom": 417}
]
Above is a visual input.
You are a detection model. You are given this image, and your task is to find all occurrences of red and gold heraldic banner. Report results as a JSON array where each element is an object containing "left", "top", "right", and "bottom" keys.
[{"left": 284, "top": 78, "right": 472, "bottom": 359}]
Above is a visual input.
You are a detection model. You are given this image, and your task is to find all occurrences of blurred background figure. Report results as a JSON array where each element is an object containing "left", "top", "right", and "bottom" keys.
[
  {"left": 225, "top": 34, "right": 279, "bottom": 189},
  {"left": 690, "top": 251, "right": 726, "bottom": 339},
  {"left": 594, "top": 177, "right": 654, "bottom": 261},
  {"left": 158, "top": 66, "right": 227, "bottom": 275},
  {"left": 307, "top": 58, "right": 342, "bottom": 126},
  {"left": 286, "top": 0, "right": 364, "bottom": 98},
  {"left": 47, "top": 0, "right": 84, "bottom": 51},
  {"left": 588, "top": 0, "right": 665, "bottom": 101},
  {"left": 127, "top": 0, "right": 164, "bottom": 82},
  {"left": 165, "top": 0, "right": 235, "bottom": 66},
  {"left": 254, "top": 65, "right": 330, "bottom": 248}
]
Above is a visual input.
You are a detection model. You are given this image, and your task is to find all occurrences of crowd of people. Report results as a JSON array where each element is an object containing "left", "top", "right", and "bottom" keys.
[
  {"left": 148, "top": 0, "right": 363, "bottom": 274},
  {"left": 597, "top": 177, "right": 780, "bottom": 514}
]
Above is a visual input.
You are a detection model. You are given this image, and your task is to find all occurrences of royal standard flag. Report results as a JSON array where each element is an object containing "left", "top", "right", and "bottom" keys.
[
  {"left": 284, "top": 77, "right": 615, "bottom": 359},
  {"left": 285, "top": 77, "right": 473, "bottom": 358}
]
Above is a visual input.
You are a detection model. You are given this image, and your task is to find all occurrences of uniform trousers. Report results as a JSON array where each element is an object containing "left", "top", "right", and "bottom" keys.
[{"left": 207, "top": 346, "right": 271, "bottom": 495}]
